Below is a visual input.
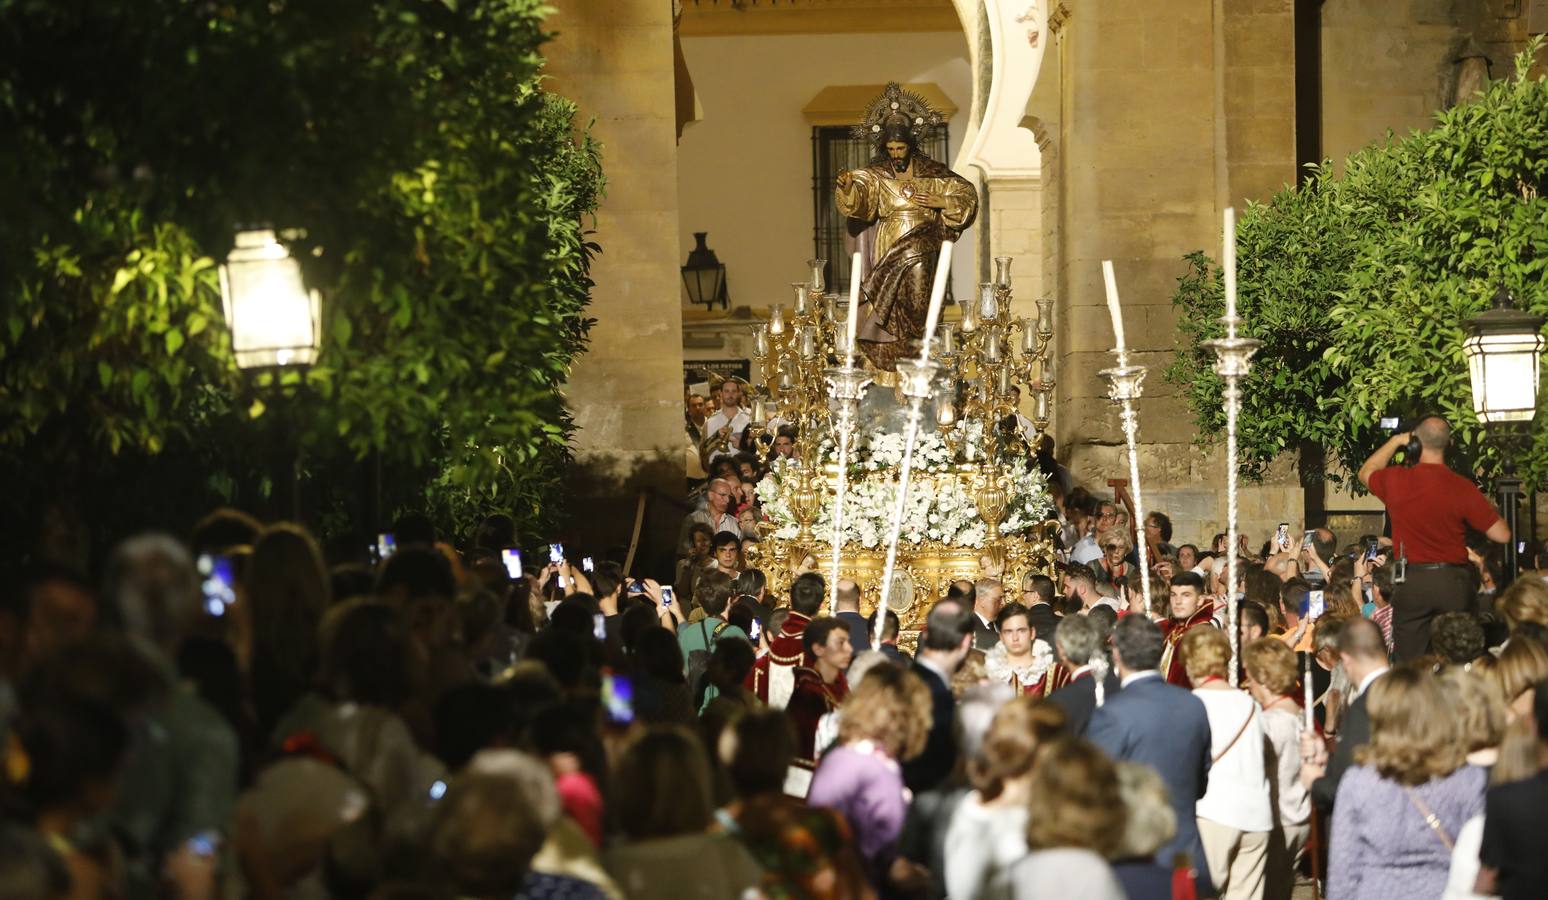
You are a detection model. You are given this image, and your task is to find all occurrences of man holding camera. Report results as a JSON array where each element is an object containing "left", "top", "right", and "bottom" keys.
[{"left": 1358, "top": 416, "right": 1509, "bottom": 662}]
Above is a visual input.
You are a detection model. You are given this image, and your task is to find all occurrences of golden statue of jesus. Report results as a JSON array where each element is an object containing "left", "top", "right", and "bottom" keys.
[{"left": 836, "top": 85, "right": 978, "bottom": 371}]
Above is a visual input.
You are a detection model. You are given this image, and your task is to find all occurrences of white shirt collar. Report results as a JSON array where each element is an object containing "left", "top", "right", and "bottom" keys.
[
  {"left": 1355, "top": 665, "right": 1388, "bottom": 699},
  {"left": 1121, "top": 670, "right": 1161, "bottom": 689},
  {"left": 916, "top": 654, "right": 952, "bottom": 686}
]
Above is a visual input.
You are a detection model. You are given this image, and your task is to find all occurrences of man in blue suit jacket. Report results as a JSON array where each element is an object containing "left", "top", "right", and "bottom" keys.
[{"left": 1088, "top": 615, "right": 1215, "bottom": 897}]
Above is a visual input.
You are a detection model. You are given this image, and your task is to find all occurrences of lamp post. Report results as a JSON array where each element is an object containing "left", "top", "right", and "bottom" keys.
[
  {"left": 682, "top": 232, "right": 728, "bottom": 311},
  {"left": 1463, "top": 285, "right": 1544, "bottom": 585},
  {"left": 219, "top": 228, "right": 323, "bottom": 518}
]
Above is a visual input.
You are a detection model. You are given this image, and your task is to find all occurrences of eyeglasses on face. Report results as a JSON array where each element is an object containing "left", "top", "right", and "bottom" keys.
[{"left": 1102, "top": 543, "right": 1125, "bottom": 552}]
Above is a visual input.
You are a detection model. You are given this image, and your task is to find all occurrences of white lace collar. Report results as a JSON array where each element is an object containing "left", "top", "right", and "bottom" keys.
[{"left": 985, "top": 639, "right": 1055, "bottom": 686}]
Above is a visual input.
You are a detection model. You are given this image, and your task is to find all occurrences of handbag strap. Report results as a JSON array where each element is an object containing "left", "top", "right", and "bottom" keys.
[
  {"left": 1404, "top": 787, "right": 1455, "bottom": 851},
  {"left": 1212, "top": 706, "right": 1256, "bottom": 764}
]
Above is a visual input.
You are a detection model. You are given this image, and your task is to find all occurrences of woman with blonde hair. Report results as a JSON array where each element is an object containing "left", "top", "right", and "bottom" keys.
[
  {"left": 1008, "top": 736, "right": 1127, "bottom": 900},
  {"left": 1328, "top": 667, "right": 1486, "bottom": 899},
  {"left": 1243, "top": 637, "right": 1309, "bottom": 900},
  {"left": 1109, "top": 762, "right": 1182, "bottom": 900},
  {"left": 807, "top": 663, "right": 932, "bottom": 892},
  {"left": 1436, "top": 667, "right": 1509, "bottom": 900},
  {"left": 1184, "top": 627, "right": 1272, "bottom": 900},
  {"left": 1487, "top": 634, "right": 1548, "bottom": 788},
  {"left": 1496, "top": 577, "right": 1548, "bottom": 631},
  {"left": 1093, "top": 527, "right": 1134, "bottom": 594},
  {"left": 944, "top": 698, "right": 1068, "bottom": 899}
]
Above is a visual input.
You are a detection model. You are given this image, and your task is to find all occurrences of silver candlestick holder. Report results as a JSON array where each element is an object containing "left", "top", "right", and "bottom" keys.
[
  {"left": 1203, "top": 322, "right": 1261, "bottom": 686},
  {"left": 1098, "top": 360, "right": 1151, "bottom": 614},
  {"left": 824, "top": 356, "right": 874, "bottom": 614},
  {"left": 875, "top": 355, "right": 940, "bottom": 647}
]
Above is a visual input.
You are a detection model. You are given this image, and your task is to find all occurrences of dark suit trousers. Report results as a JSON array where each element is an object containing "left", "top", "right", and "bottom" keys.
[{"left": 1392, "top": 566, "right": 1474, "bottom": 662}]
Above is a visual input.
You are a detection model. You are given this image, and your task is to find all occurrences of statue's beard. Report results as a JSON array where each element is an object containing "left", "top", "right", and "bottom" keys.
[{"left": 891, "top": 155, "right": 910, "bottom": 173}]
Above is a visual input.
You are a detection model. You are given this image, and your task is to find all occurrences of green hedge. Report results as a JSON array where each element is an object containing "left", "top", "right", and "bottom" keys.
[{"left": 0, "top": 0, "right": 603, "bottom": 554}]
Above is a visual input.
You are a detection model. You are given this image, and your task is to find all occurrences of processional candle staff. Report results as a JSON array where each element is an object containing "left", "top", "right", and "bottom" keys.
[
  {"left": 875, "top": 241, "right": 952, "bottom": 647},
  {"left": 827, "top": 252, "right": 872, "bottom": 613},
  {"left": 1304, "top": 653, "right": 1315, "bottom": 731},
  {"left": 1203, "top": 207, "right": 1261, "bottom": 687},
  {"left": 1099, "top": 261, "right": 1151, "bottom": 614}
]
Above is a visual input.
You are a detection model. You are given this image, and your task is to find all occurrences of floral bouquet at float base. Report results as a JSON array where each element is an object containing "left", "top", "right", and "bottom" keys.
[{"left": 755, "top": 430, "right": 1055, "bottom": 550}]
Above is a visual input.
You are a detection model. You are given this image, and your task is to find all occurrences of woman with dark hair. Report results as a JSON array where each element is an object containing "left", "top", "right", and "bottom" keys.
[
  {"left": 718, "top": 710, "right": 872, "bottom": 899},
  {"left": 245, "top": 522, "right": 331, "bottom": 739},
  {"left": 1143, "top": 512, "right": 1175, "bottom": 561},
  {"left": 269, "top": 601, "right": 445, "bottom": 824},
  {"left": 603, "top": 727, "right": 763, "bottom": 899},
  {"left": 630, "top": 626, "right": 695, "bottom": 726}
]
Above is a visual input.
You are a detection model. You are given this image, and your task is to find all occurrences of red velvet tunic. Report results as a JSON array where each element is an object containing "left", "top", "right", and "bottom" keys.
[
  {"left": 1158, "top": 601, "right": 1218, "bottom": 688},
  {"left": 747, "top": 610, "right": 812, "bottom": 706}
]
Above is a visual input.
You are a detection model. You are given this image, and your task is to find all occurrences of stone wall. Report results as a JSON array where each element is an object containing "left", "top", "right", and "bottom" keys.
[
  {"left": 1321, "top": 0, "right": 1532, "bottom": 171},
  {"left": 1042, "top": 0, "right": 1303, "bottom": 546},
  {"left": 544, "top": 1, "right": 688, "bottom": 568}
]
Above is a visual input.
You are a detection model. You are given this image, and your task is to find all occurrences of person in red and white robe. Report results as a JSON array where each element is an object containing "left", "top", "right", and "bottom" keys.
[
  {"left": 746, "top": 572, "right": 826, "bottom": 708},
  {"left": 983, "top": 602, "right": 1057, "bottom": 697},
  {"left": 1158, "top": 571, "right": 1218, "bottom": 688}
]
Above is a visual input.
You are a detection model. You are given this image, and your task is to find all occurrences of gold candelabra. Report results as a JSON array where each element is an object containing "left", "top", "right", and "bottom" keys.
[
  {"left": 748, "top": 254, "right": 1062, "bottom": 610},
  {"left": 933, "top": 257, "right": 1057, "bottom": 468}
]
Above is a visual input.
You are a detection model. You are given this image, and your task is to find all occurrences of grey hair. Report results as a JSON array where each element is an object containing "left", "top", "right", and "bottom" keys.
[
  {"left": 846, "top": 650, "right": 892, "bottom": 687},
  {"left": 1056, "top": 615, "right": 1104, "bottom": 666},
  {"left": 463, "top": 749, "right": 560, "bottom": 827},
  {"left": 974, "top": 578, "right": 1003, "bottom": 601},
  {"left": 956, "top": 682, "right": 1015, "bottom": 762},
  {"left": 103, "top": 533, "right": 199, "bottom": 651},
  {"left": 1113, "top": 761, "right": 1177, "bottom": 859}
]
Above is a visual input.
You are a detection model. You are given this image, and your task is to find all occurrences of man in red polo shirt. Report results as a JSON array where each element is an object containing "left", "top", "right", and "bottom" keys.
[{"left": 1359, "top": 416, "right": 1509, "bottom": 661}]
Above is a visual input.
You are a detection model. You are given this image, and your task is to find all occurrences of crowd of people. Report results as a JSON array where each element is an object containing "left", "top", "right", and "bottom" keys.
[{"left": 1, "top": 410, "right": 1546, "bottom": 900}]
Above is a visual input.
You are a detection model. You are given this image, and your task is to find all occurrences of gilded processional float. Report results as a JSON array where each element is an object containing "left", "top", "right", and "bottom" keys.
[{"left": 743, "top": 84, "right": 1061, "bottom": 638}]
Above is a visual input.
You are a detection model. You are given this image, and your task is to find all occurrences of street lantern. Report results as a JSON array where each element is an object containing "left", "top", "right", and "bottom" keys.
[
  {"left": 681, "top": 232, "right": 728, "bottom": 311},
  {"left": 1463, "top": 285, "right": 1544, "bottom": 425},
  {"left": 1463, "top": 284, "right": 1544, "bottom": 587},
  {"left": 218, "top": 229, "right": 322, "bottom": 370}
]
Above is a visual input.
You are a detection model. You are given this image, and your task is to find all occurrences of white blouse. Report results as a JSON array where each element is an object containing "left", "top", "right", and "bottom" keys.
[{"left": 1193, "top": 689, "right": 1274, "bottom": 832}]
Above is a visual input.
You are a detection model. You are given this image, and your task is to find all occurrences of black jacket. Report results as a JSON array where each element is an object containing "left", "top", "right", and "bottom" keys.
[
  {"left": 1047, "top": 668, "right": 1122, "bottom": 737},
  {"left": 902, "top": 661, "right": 957, "bottom": 793}
]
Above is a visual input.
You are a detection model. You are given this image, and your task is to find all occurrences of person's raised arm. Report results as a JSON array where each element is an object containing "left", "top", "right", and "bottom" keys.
[{"left": 1358, "top": 433, "right": 1410, "bottom": 489}]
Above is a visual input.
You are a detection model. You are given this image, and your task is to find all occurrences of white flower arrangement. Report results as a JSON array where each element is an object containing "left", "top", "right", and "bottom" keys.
[{"left": 755, "top": 431, "right": 1054, "bottom": 550}]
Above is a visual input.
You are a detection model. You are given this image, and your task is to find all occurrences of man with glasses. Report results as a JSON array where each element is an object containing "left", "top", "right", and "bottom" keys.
[{"left": 678, "top": 477, "right": 741, "bottom": 556}]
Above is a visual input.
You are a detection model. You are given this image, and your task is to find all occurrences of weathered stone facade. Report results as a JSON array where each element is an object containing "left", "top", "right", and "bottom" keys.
[{"left": 548, "top": 0, "right": 1540, "bottom": 556}]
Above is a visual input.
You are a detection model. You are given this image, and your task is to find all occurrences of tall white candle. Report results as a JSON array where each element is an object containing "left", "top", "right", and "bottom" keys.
[
  {"left": 845, "top": 251, "right": 862, "bottom": 358},
  {"left": 1101, "top": 260, "right": 1126, "bottom": 357},
  {"left": 1223, "top": 206, "right": 1237, "bottom": 326},
  {"left": 920, "top": 240, "right": 955, "bottom": 357}
]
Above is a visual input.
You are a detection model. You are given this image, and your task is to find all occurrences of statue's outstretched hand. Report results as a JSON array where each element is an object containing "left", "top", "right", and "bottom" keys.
[{"left": 836, "top": 170, "right": 854, "bottom": 189}]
